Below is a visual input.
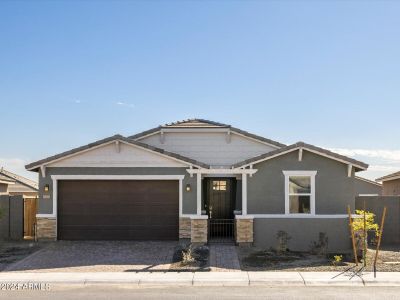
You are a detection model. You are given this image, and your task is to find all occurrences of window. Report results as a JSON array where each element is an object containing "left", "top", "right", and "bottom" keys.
[
  {"left": 283, "top": 171, "right": 316, "bottom": 215},
  {"left": 212, "top": 180, "right": 227, "bottom": 191}
]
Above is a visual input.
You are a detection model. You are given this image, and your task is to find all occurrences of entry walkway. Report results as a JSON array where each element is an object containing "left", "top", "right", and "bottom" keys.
[{"left": 209, "top": 244, "right": 241, "bottom": 272}]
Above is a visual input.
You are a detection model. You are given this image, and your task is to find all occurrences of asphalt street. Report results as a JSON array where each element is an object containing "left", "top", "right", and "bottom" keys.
[{"left": 1, "top": 285, "right": 400, "bottom": 300}]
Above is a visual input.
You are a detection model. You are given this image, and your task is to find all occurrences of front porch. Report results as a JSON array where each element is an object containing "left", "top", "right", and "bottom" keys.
[{"left": 180, "top": 168, "right": 257, "bottom": 245}]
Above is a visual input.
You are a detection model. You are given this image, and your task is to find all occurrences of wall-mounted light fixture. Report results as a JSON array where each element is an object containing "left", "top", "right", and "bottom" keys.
[
  {"left": 185, "top": 184, "right": 191, "bottom": 192},
  {"left": 44, "top": 184, "right": 50, "bottom": 192}
]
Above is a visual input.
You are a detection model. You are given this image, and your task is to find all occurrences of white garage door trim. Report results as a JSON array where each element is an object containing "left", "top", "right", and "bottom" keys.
[{"left": 37, "top": 175, "right": 186, "bottom": 222}]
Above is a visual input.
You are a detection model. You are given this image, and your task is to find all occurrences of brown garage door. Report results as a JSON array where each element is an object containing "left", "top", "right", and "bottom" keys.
[{"left": 57, "top": 180, "right": 179, "bottom": 240}]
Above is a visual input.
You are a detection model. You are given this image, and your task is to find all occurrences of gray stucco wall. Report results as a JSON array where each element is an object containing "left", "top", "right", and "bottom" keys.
[
  {"left": 247, "top": 150, "right": 355, "bottom": 215},
  {"left": 0, "top": 195, "right": 24, "bottom": 240},
  {"left": 254, "top": 218, "right": 352, "bottom": 252},
  {"left": 38, "top": 167, "right": 197, "bottom": 215},
  {"left": 355, "top": 178, "right": 382, "bottom": 195},
  {"left": 356, "top": 196, "right": 400, "bottom": 245},
  {"left": 0, "top": 183, "right": 8, "bottom": 194}
]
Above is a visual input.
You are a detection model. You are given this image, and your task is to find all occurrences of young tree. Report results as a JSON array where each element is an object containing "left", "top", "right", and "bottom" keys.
[{"left": 352, "top": 210, "right": 379, "bottom": 266}]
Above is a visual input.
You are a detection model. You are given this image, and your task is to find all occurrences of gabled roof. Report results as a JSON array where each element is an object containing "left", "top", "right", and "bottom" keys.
[
  {"left": 0, "top": 168, "right": 38, "bottom": 189},
  {"left": 232, "top": 142, "right": 369, "bottom": 171},
  {"left": 25, "top": 135, "right": 210, "bottom": 171},
  {"left": 165, "top": 119, "right": 230, "bottom": 128},
  {"left": 0, "top": 173, "right": 15, "bottom": 184},
  {"left": 129, "top": 118, "right": 286, "bottom": 148},
  {"left": 376, "top": 171, "right": 400, "bottom": 182},
  {"left": 355, "top": 176, "right": 382, "bottom": 187}
]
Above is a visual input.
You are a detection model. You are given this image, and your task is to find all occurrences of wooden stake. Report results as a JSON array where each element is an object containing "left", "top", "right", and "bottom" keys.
[
  {"left": 363, "top": 201, "right": 367, "bottom": 267},
  {"left": 374, "top": 206, "right": 387, "bottom": 277},
  {"left": 347, "top": 205, "right": 358, "bottom": 266}
]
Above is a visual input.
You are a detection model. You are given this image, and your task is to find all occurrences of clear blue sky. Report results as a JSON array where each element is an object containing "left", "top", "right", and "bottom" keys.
[{"left": 1, "top": 1, "right": 400, "bottom": 180}]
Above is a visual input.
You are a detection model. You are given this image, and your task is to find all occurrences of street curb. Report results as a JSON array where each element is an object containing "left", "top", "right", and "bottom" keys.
[{"left": 1, "top": 272, "right": 400, "bottom": 287}]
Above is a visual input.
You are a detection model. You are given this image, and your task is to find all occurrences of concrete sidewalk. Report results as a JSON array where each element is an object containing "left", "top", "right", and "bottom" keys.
[{"left": 1, "top": 271, "right": 400, "bottom": 287}]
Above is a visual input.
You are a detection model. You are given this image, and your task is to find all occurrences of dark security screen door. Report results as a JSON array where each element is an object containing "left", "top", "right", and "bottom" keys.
[{"left": 205, "top": 178, "right": 235, "bottom": 219}]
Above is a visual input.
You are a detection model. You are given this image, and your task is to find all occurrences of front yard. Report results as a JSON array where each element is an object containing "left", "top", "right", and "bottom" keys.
[
  {"left": 0, "top": 241, "right": 43, "bottom": 271},
  {"left": 237, "top": 245, "right": 400, "bottom": 272},
  {"left": 1, "top": 240, "right": 399, "bottom": 273}
]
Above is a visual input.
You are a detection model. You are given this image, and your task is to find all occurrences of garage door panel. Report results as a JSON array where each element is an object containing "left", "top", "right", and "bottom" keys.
[{"left": 58, "top": 180, "right": 179, "bottom": 240}]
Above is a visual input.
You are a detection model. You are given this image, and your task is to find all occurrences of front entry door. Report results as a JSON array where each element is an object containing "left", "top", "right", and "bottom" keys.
[
  {"left": 205, "top": 178, "right": 235, "bottom": 241},
  {"left": 205, "top": 179, "right": 234, "bottom": 219}
]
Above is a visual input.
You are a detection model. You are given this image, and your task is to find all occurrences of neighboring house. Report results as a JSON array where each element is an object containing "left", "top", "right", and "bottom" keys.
[
  {"left": 376, "top": 171, "right": 400, "bottom": 196},
  {"left": 0, "top": 173, "right": 15, "bottom": 195},
  {"left": 26, "top": 119, "right": 369, "bottom": 251},
  {"left": 0, "top": 168, "right": 38, "bottom": 198},
  {"left": 0, "top": 168, "right": 39, "bottom": 239},
  {"left": 355, "top": 176, "right": 382, "bottom": 196}
]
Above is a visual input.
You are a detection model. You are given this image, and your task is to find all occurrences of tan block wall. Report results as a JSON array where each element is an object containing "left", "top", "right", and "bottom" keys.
[
  {"left": 236, "top": 218, "right": 254, "bottom": 244},
  {"left": 179, "top": 217, "right": 191, "bottom": 239},
  {"left": 37, "top": 218, "right": 57, "bottom": 240},
  {"left": 383, "top": 179, "right": 400, "bottom": 196},
  {"left": 191, "top": 219, "right": 208, "bottom": 243}
]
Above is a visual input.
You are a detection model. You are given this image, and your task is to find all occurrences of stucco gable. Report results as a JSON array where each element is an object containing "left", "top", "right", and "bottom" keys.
[{"left": 46, "top": 141, "right": 189, "bottom": 168}]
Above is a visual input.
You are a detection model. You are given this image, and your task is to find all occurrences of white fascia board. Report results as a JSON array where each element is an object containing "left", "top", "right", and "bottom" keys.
[
  {"left": 238, "top": 214, "right": 357, "bottom": 219},
  {"left": 186, "top": 168, "right": 258, "bottom": 175},
  {"left": 0, "top": 180, "right": 15, "bottom": 185},
  {"left": 355, "top": 176, "right": 382, "bottom": 187},
  {"left": 29, "top": 139, "right": 202, "bottom": 170},
  {"left": 239, "top": 147, "right": 367, "bottom": 170},
  {"left": 379, "top": 175, "right": 400, "bottom": 183},
  {"left": 50, "top": 175, "right": 185, "bottom": 180}
]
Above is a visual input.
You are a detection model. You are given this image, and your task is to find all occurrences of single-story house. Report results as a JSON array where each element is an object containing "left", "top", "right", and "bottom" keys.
[
  {"left": 0, "top": 168, "right": 39, "bottom": 238},
  {"left": 0, "top": 173, "right": 15, "bottom": 195},
  {"left": 0, "top": 168, "right": 38, "bottom": 198},
  {"left": 376, "top": 171, "right": 400, "bottom": 196},
  {"left": 26, "top": 119, "right": 369, "bottom": 251}
]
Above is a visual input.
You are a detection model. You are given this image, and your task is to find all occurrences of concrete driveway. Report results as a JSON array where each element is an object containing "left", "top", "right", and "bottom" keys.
[{"left": 5, "top": 241, "right": 178, "bottom": 272}]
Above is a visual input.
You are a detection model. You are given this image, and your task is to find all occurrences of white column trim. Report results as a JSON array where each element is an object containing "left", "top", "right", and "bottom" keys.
[
  {"left": 348, "top": 164, "right": 353, "bottom": 177},
  {"left": 196, "top": 173, "right": 202, "bottom": 215},
  {"left": 242, "top": 173, "right": 248, "bottom": 215}
]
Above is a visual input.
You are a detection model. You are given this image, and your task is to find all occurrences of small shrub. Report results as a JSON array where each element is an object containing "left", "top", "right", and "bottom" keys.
[
  {"left": 276, "top": 231, "right": 291, "bottom": 254},
  {"left": 332, "top": 255, "right": 343, "bottom": 266},
  {"left": 182, "top": 248, "right": 195, "bottom": 265},
  {"left": 310, "top": 232, "right": 329, "bottom": 256}
]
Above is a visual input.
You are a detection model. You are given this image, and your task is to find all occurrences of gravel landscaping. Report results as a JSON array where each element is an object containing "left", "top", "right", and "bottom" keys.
[
  {"left": 0, "top": 241, "right": 43, "bottom": 271},
  {"left": 5, "top": 241, "right": 177, "bottom": 272},
  {"left": 237, "top": 245, "right": 400, "bottom": 272}
]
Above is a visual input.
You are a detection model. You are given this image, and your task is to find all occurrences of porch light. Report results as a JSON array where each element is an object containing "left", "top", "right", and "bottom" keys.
[
  {"left": 185, "top": 184, "right": 191, "bottom": 192},
  {"left": 44, "top": 184, "right": 50, "bottom": 192}
]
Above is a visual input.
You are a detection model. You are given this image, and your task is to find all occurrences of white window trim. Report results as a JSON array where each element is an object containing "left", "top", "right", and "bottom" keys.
[
  {"left": 283, "top": 171, "right": 317, "bottom": 216},
  {"left": 36, "top": 175, "right": 187, "bottom": 223}
]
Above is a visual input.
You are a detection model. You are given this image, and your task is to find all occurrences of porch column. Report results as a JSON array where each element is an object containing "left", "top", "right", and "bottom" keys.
[
  {"left": 242, "top": 173, "right": 247, "bottom": 215},
  {"left": 196, "top": 172, "right": 202, "bottom": 215}
]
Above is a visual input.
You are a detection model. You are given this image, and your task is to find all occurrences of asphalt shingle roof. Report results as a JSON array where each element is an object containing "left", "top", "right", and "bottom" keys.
[
  {"left": 25, "top": 135, "right": 210, "bottom": 171},
  {"left": 232, "top": 142, "right": 368, "bottom": 170},
  {"left": 376, "top": 171, "right": 400, "bottom": 182},
  {"left": 129, "top": 118, "right": 286, "bottom": 148}
]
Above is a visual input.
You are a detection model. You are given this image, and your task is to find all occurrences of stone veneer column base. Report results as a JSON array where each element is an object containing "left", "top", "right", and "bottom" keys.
[
  {"left": 235, "top": 216, "right": 254, "bottom": 245},
  {"left": 36, "top": 217, "right": 57, "bottom": 240},
  {"left": 190, "top": 216, "right": 208, "bottom": 244},
  {"left": 179, "top": 217, "right": 191, "bottom": 239}
]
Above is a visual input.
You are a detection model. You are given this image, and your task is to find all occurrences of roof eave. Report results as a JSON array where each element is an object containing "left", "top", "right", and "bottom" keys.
[
  {"left": 232, "top": 142, "right": 369, "bottom": 170},
  {"left": 26, "top": 134, "right": 210, "bottom": 171}
]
